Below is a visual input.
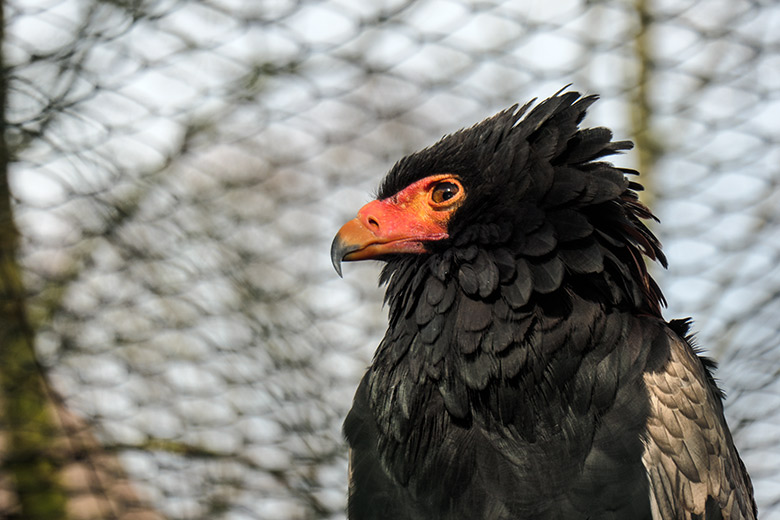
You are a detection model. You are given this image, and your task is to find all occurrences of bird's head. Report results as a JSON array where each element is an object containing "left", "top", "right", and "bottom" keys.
[
  {"left": 329, "top": 173, "right": 464, "bottom": 275},
  {"left": 331, "top": 90, "right": 667, "bottom": 316}
]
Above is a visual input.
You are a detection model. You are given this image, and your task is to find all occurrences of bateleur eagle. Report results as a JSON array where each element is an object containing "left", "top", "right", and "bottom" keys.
[{"left": 330, "top": 90, "right": 756, "bottom": 520}]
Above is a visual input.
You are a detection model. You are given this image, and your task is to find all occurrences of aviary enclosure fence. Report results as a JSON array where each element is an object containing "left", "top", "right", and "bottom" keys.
[{"left": 4, "top": 0, "right": 780, "bottom": 518}]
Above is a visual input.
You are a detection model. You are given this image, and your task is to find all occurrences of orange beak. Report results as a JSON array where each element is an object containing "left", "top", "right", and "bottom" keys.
[{"left": 330, "top": 198, "right": 449, "bottom": 277}]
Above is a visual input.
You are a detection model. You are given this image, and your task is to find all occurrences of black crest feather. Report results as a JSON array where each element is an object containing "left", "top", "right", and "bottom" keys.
[{"left": 380, "top": 89, "right": 666, "bottom": 317}]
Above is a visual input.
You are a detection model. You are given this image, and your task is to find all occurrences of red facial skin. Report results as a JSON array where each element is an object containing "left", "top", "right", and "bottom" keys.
[{"left": 331, "top": 174, "right": 465, "bottom": 275}]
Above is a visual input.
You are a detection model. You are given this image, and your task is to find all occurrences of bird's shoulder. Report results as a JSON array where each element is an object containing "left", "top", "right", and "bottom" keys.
[{"left": 642, "top": 319, "right": 757, "bottom": 520}]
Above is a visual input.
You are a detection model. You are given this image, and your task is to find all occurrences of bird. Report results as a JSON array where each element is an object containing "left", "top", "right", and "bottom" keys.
[{"left": 330, "top": 89, "right": 757, "bottom": 520}]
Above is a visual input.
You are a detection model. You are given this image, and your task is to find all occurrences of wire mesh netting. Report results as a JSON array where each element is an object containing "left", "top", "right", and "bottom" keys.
[{"left": 4, "top": 0, "right": 780, "bottom": 518}]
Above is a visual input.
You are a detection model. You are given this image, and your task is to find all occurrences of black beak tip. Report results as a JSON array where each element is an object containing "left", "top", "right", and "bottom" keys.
[{"left": 330, "top": 234, "right": 345, "bottom": 278}]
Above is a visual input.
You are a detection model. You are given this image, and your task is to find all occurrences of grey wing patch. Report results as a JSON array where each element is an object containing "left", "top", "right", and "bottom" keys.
[{"left": 642, "top": 330, "right": 756, "bottom": 520}]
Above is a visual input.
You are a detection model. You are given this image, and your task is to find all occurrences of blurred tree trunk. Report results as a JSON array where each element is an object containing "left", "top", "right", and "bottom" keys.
[
  {"left": 0, "top": 4, "right": 166, "bottom": 518},
  {"left": 631, "top": 0, "right": 659, "bottom": 209},
  {"left": 0, "top": 1, "right": 70, "bottom": 517}
]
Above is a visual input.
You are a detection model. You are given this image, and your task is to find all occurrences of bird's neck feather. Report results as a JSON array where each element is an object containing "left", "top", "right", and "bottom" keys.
[{"left": 373, "top": 249, "right": 644, "bottom": 428}]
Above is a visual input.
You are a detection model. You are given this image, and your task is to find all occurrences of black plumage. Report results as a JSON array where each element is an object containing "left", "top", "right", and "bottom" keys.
[{"left": 332, "top": 90, "right": 756, "bottom": 519}]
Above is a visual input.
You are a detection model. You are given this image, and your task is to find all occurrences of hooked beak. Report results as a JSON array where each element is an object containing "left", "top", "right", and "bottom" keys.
[
  {"left": 330, "top": 198, "right": 449, "bottom": 277},
  {"left": 330, "top": 217, "right": 380, "bottom": 277}
]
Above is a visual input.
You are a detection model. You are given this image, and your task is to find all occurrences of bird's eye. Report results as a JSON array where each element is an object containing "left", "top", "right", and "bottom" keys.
[{"left": 431, "top": 181, "right": 461, "bottom": 205}]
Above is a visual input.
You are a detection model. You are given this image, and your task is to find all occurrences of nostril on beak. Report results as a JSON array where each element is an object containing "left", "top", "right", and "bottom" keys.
[{"left": 367, "top": 216, "right": 379, "bottom": 230}]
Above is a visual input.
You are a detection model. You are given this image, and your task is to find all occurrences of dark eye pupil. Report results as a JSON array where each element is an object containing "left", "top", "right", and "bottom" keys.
[{"left": 433, "top": 182, "right": 459, "bottom": 203}]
